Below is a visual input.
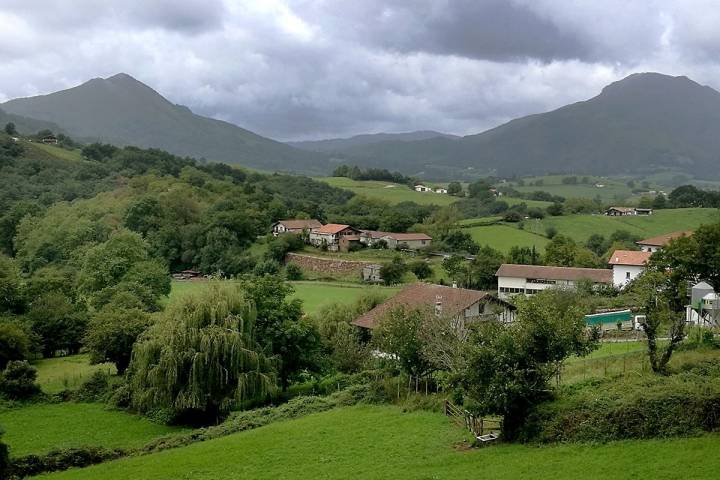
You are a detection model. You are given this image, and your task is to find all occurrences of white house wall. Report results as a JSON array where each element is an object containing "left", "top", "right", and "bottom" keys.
[{"left": 612, "top": 265, "right": 645, "bottom": 288}]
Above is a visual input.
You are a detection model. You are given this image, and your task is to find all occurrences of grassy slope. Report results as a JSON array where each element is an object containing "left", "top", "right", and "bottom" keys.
[
  {"left": 169, "top": 280, "right": 400, "bottom": 316},
  {"left": 317, "top": 177, "right": 457, "bottom": 206},
  {"left": 528, "top": 208, "right": 720, "bottom": 243},
  {"left": 0, "top": 403, "right": 183, "bottom": 457},
  {"left": 511, "top": 175, "right": 633, "bottom": 202},
  {"left": 33, "top": 354, "right": 116, "bottom": 394},
  {"left": 30, "top": 142, "right": 84, "bottom": 162},
  {"left": 466, "top": 224, "right": 550, "bottom": 253},
  {"left": 39, "top": 405, "right": 720, "bottom": 480},
  {"left": 464, "top": 208, "right": 719, "bottom": 251}
]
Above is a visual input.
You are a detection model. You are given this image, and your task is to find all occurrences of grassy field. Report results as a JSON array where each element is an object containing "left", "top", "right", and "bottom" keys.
[
  {"left": 466, "top": 224, "right": 550, "bottom": 253},
  {"left": 317, "top": 177, "right": 457, "bottom": 206},
  {"left": 169, "top": 280, "right": 400, "bottom": 316},
  {"left": 0, "top": 403, "right": 184, "bottom": 457},
  {"left": 508, "top": 175, "right": 637, "bottom": 201},
  {"left": 30, "top": 142, "right": 84, "bottom": 162},
  {"left": 463, "top": 208, "right": 719, "bottom": 250},
  {"left": 33, "top": 355, "right": 116, "bottom": 394},
  {"left": 290, "top": 281, "right": 400, "bottom": 315},
  {"left": 39, "top": 405, "right": 720, "bottom": 480},
  {"left": 526, "top": 208, "right": 720, "bottom": 244}
]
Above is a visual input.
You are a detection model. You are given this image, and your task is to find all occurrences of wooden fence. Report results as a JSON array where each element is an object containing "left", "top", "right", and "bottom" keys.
[{"left": 443, "top": 400, "right": 502, "bottom": 439}]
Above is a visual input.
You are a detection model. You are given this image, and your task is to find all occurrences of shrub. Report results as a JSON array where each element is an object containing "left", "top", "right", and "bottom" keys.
[
  {"left": 0, "top": 428, "right": 8, "bottom": 480},
  {"left": 0, "top": 361, "right": 40, "bottom": 400},
  {"left": 522, "top": 361, "right": 720, "bottom": 442},
  {"left": 409, "top": 260, "right": 432, "bottom": 280},
  {"left": 0, "top": 320, "right": 32, "bottom": 369},
  {"left": 9, "top": 447, "right": 124, "bottom": 478},
  {"left": 503, "top": 211, "right": 522, "bottom": 222},
  {"left": 285, "top": 263, "right": 303, "bottom": 281},
  {"left": 74, "top": 371, "right": 110, "bottom": 402},
  {"left": 545, "top": 226, "right": 558, "bottom": 239}
]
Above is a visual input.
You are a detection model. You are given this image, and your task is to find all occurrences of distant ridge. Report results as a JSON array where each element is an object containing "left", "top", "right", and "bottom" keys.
[
  {"left": 1, "top": 73, "right": 329, "bottom": 174},
  {"left": 331, "top": 72, "right": 720, "bottom": 179},
  {"left": 289, "top": 130, "right": 459, "bottom": 152}
]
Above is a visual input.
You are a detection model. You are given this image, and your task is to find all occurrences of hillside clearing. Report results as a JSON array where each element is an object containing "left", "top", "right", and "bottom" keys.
[
  {"left": 169, "top": 280, "right": 399, "bottom": 315},
  {"left": 317, "top": 177, "right": 457, "bottom": 206},
  {"left": 33, "top": 355, "right": 116, "bottom": 394},
  {"left": 0, "top": 403, "right": 184, "bottom": 457},
  {"left": 38, "top": 405, "right": 720, "bottom": 480},
  {"left": 466, "top": 224, "right": 550, "bottom": 253}
]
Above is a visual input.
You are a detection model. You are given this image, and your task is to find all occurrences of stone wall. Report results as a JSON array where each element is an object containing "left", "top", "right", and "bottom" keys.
[{"left": 285, "top": 252, "right": 376, "bottom": 276}]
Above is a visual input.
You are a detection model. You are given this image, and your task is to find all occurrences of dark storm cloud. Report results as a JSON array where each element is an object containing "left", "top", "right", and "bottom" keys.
[
  {"left": 301, "top": 0, "right": 593, "bottom": 62},
  {"left": 2, "top": 1, "right": 720, "bottom": 140}
]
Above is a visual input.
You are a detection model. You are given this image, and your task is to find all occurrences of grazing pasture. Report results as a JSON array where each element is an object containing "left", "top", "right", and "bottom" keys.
[
  {"left": 38, "top": 405, "right": 720, "bottom": 480},
  {"left": 0, "top": 403, "right": 184, "bottom": 457}
]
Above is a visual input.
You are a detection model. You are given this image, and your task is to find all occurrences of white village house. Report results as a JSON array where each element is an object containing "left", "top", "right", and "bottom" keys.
[
  {"left": 308, "top": 223, "right": 361, "bottom": 251},
  {"left": 495, "top": 264, "right": 612, "bottom": 299},
  {"left": 352, "top": 282, "right": 516, "bottom": 330},
  {"left": 636, "top": 231, "right": 692, "bottom": 253},
  {"left": 608, "top": 250, "right": 651, "bottom": 288},
  {"left": 414, "top": 184, "right": 432, "bottom": 192},
  {"left": 686, "top": 281, "right": 720, "bottom": 326},
  {"left": 605, "top": 206, "right": 653, "bottom": 216},
  {"left": 359, "top": 230, "right": 432, "bottom": 250},
  {"left": 271, "top": 219, "right": 323, "bottom": 236}
]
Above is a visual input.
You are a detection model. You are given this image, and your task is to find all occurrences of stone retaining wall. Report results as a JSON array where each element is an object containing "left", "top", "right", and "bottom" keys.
[{"left": 285, "top": 252, "right": 375, "bottom": 275}]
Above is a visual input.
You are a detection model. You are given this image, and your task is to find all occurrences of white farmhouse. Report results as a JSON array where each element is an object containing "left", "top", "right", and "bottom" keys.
[
  {"left": 495, "top": 264, "right": 612, "bottom": 299},
  {"left": 414, "top": 184, "right": 432, "bottom": 192},
  {"left": 636, "top": 231, "right": 692, "bottom": 253},
  {"left": 608, "top": 250, "right": 651, "bottom": 288}
]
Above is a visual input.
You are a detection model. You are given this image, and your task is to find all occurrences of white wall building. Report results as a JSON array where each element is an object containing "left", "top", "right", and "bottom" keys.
[
  {"left": 608, "top": 250, "right": 651, "bottom": 288},
  {"left": 495, "top": 264, "right": 612, "bottom": 299},
  {"left": 636, "top": 231, "right": 692, "bottom": 253}
]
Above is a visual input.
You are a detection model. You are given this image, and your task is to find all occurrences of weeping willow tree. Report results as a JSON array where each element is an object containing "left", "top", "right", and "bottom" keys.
[{"left": 127, "top": 283, "right": 276, "bottom": 424}]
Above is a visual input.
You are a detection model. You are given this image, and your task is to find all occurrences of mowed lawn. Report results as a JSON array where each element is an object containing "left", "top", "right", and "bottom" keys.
[
  {"left": 39, "top": 405, "right": 720, "bottom": 480},
  {"left": 0, "top": 403, "right": 184, "bottom": 457},
  {"left": 466, "top": 224, "right": 550, "bottom": 253},
  {"left": 317, "top": 177, "right": 457, "bottom": 206},
  {"left": 169, "top": 280, "right": 400, "bottom": 316}
]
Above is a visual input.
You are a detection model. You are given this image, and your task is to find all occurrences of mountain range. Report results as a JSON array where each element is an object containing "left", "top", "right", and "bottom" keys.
[
  {"left": 288, "top": 131, "right": 459, "bottom": 152},
  {"left": 1, "top": 73, "right": 328, "bottom": 174},
  {"left": 3, "top": 72, "right": 720, "bottom": 179}
]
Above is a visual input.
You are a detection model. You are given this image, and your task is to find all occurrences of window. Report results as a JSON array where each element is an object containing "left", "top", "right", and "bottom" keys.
[{"left": 626, "top": 271, "right": 631, "bottom": 280}]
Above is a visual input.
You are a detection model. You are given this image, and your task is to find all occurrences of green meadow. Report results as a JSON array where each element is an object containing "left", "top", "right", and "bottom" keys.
[
  {"left": 38, "top": 405, "right": 720, "bottom": 480},
  {"left": 169, "top": 280, "right": 400, "bottom": 316},
  {"left": 0, "top": 403, "right": 183, "bottom": 457},
  {"left": 33, "top": 354, "right": 116, "bottom": 394},
  {"left": 464, "top": 208, "right": 719, "bottom": 251},
  {"left": 317, "top": 177, "right": 457, "bottom": 206}
]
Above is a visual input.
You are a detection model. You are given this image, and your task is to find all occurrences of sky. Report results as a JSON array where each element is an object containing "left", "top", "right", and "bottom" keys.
[{"left": 1, "top": 0, "right": 720, "bottom": 141}]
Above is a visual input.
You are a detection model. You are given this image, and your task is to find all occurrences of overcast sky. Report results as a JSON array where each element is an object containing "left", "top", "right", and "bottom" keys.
[{"left": 2, "top": 0, "right": 720, "bottom": 141}]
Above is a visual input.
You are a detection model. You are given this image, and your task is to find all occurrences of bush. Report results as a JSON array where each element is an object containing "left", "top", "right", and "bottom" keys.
[
  {"left": 74, "top": 371, "right": 111, "bottom": 402},
  {"left": 0, "top": 428, "right": 8, "bottom": 480},
  {"left": 503, "top": 211, "right": 523, "bottom": 222},
  {"left": 9, "top": 447, "right": 125, "bottom": 478},
  {"left": 285, "top": 263, "right": 303, "bottom": 281},
  {"left": 0, "top": 361, "right": 40, "bottom": 400},
  {"left": 408, "top": 261, "right": 432, "bottom": 280},
  {"left": 0, "top": 320, "right": 32, "bottom": 369},
  {"left": 545, "top": 226, "right": 558, "bottom": 239},
  {"left": 522, "top": 361, "right": 720, "bottom": 442}
]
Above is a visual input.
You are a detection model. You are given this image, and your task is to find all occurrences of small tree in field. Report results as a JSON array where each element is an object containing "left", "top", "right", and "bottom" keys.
[
  {"left": 373, "top": 306, "right": 434, "bottom": 381},
  {"left": 84, "top": 305, "right": 151, "bottom": 374},
  {"left": 128, "top": 283, "right": 275, "bottom": 424},
  {"left": 460, "top": 290, "right": 597, "bottom": 440}
]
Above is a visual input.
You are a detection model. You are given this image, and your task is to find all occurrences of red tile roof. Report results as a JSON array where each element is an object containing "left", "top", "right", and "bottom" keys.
[
  {"left": 314, "top": 223, "right": 354, "bottom": 234},
  {"left": 608, "top": 250, "right": 651, "bottom": 266},
  {"left": 276, "top": 219, "right": 322, "bottom": 230},
  {"left": 637, "top": 230, "right": 693, "bottom": 247},
  {"left": 352, "top": 283, "right": 505, "bottom": 329},
  {"left": 496, "top": 264, "right": 612, "bottom": 283}
]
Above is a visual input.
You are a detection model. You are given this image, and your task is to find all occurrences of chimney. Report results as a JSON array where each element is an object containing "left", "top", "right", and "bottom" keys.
[
  {"left": 452, "top": 281, "right": 457, "bottom": 289},
  {"left": 435, "top": 295, "right": 443, "bottom": 317}
]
